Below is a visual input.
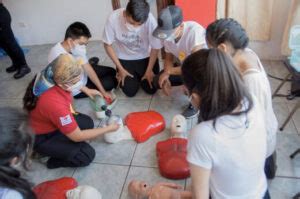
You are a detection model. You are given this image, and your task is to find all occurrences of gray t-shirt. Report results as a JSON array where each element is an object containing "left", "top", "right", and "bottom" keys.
[{"left": 0, "top": 188, "right": 23, "bottom": 199}]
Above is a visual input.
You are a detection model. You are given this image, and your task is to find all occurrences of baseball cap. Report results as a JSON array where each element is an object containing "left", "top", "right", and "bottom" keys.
[{"left": 153, "top": 5, "right": 183, "bottom": 40}]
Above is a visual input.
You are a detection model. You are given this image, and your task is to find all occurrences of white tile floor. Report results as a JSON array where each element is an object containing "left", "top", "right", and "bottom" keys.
[{"left": 0, "top": 41, "right": 299, "bottom": 199}]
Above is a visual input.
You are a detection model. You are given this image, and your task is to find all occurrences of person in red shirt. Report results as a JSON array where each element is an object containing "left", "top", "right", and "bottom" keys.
[{"left": 23, "top": 54, "right": 119, "bottom": 169}]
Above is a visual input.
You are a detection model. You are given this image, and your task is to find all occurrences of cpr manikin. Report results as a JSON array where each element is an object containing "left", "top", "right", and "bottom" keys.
[
  {"left": 103, "top": 111, "right": 165, "bottom": 143},
  {"left": 33, "top": 177, "right": 102, "bottom": 199},
  {"left": 128, "top": 180, "right": 192, "bottom": 199},
  {"left": 103, "top": 110, "right": 134, "bottom": 144},
  {"left": 156, "top": 114, "right": 190, "bottom": 179},
  {"left": 66, "top": 185, "right": 102, "bottom": 199},
  {"left": 170, "top": 114, "right": 187, "bottom": 137}
]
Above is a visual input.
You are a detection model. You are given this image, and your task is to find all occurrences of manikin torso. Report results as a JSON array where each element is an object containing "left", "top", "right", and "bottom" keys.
[{"left": 66, "top": 185, "right": 102, "bottom": 199}]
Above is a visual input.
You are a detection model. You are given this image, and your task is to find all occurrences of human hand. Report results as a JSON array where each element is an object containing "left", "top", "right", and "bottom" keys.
[
  {"left": 117, "top": 68, "right": 134, "bottom": 87},
  {"left": 159, "top": 71, "right": 170, "bottom": 89},
  {"left": 142, "top": 70, "right": 155, "bottom": 89}
]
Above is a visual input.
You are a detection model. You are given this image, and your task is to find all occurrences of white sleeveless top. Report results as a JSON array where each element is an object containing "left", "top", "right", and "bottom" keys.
[{"left": 242, "top": 48, "right": 278, "bottom": 156}]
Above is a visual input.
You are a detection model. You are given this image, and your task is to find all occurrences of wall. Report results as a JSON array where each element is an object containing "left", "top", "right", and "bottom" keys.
[
  {"left": 3, "top": 0, "right": 292, "bottom": 60},
  {"left": 249, "top": 0, "right": 292, "bottom": 60},
  {"left": 3, "top": 0, "right": 114, "bottom": 46}
]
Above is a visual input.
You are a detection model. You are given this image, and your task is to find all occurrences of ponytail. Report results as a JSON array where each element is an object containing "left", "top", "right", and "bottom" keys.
[{"left": 23, "top": 75, "right": 38, "bottom": 112}]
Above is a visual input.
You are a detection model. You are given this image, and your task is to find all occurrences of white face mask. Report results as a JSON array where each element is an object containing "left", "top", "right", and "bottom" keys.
[
  {"left": 71, "top": 44, "right": 87, "bottom": 57},
  {"left": 67, "top": 78, "right": 84, "bottom": 93},
  {"left": 125, "top": 22, "right": 142, "bottom": 33}
]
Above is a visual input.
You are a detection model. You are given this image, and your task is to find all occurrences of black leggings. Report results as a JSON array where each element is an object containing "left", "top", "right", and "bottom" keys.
[
  {"left": 153, "top": 65, "right": 183, "bottom": 89},
  {"left": 74, "top": 64, "right": 117, "bottom": 99},
  {"left": 34, "top": 113, "right": 95, "bottom": 169},
  {"left": 119, "top": 57, "right": 160, "bottom": 97},
  {"left": 0, "top": 4, "right": 28, "bottom": 68}
]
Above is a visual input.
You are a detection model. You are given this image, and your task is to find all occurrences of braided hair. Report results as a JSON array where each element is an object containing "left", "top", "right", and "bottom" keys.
[{"left": 206, "top": 18, "right": 249, "bottom": 50}]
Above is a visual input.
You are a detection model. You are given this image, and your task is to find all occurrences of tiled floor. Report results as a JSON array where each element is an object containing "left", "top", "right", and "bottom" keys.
[{"left": 0, "top": 41, "right": 299, "bottom": 199}]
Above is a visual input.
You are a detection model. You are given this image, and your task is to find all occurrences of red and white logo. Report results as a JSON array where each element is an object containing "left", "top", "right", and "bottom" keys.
[{"left": 60, "top": 115, "right": 72, "bottom": 126}]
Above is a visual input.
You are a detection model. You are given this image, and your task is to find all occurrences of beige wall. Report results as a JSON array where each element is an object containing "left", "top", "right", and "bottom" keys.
[
  {"left": 217, "top": 0, "right": 292, "bottom": 60},
  {"left": 248, "top": 0, "right": 292, "bottom": 60}
]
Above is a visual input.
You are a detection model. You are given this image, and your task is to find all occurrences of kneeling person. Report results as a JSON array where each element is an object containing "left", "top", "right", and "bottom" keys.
[
  {"left": 152, "top": 5, "right": 206, "bottom": 118},
  {"left": 25, "top": 54, "right": 119, "bottom": 169},
  {"left": 103, "top": 0, "right": 162, "bottom": 97}
]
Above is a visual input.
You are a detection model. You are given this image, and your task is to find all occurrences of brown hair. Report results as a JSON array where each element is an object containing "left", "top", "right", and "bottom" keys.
[{"left": 182, "top": 48, "right": 253, "bottom": 126}]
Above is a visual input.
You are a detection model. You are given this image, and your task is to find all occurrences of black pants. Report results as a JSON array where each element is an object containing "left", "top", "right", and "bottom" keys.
[
  {"left": 119, "top": 57, "right": 160, "bottom": 97},
  {"left": 0, "top": 4, "right": 28, "bottom": 68},
  {"left": 74, "top": 64, "right": 117, "bottom": 99},
  {"left": 264, "top": 151, "right": 277, "bottom": 179},
  {"left": 153, "top": 65, "right": 183, "bottom": 89},
  {"left": 34, "top": 113, "right": 95, "bottom": 169}
]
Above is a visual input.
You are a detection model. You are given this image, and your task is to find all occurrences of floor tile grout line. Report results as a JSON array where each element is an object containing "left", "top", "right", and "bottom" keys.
[
  {"left": 119, "top": 166, "right": 131, "bottom": 199},
  {"left": 275, "top": 175, "right": 300, "bottom": 180},
  {"left": 71, "top": 168, "right": 77, "bottom": 177},
  {"left": 118, "top": 144, "right": 138, "bottom": 199}
]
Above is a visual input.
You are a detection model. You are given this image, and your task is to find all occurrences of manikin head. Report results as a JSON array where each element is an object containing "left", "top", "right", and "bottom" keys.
[
  {"left": 128, "top": 180, "right": 150, "bottom": 199},
  {"left": 170, "top": 114, "right": 187, "bottom": 137},
  {"left": 66, "top": 185, "right": 102, "bottom": 199}
]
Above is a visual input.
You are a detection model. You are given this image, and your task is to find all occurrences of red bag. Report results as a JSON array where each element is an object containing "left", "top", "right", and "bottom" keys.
[
  {"left": 33, "top": 177, "right": 78, "bottom": 199},
  {"left": 156, "top": 138, "right": 190, "bottom": 179},
  {"left": 125, "top": 111, "right": 165, "bottom": 143}
]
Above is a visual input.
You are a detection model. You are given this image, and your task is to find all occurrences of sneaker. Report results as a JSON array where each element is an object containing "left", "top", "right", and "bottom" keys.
[
  {"left": 182, "top": 104, "right": 199, "bottom": 119},
  {"left": 13, "top": 65, "right": 31, "bottom": 79},
  {"left": 6, "top": 65, "right": 18, "bottom": 73},
  {"left": 88, "top": 57, "right": 99, "bottom": 67}
]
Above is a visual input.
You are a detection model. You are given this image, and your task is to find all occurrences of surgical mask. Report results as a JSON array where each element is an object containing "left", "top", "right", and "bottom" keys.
[
  {"left": 67, "top": 79, "right": 84, "bottom": 93},
  {"left": 71, "top": 44, "right": 87, "bottom": 57},
  {"left": 167, "top": 32, "right": 177, "bottom": 41},
  {"left": 126, "top": 22, "right": 142, "bottom": 32}
]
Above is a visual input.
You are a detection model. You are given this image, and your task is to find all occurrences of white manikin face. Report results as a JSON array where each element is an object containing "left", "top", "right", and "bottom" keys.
[
  {"left": 170, "top": 114, "right": 187, "bottom": 137},
  {"left": 104, "top": 115, "right": 133, "bottom": 144},
  {"left": 66, "top": 185, "right": 102, "bottom": 199}
]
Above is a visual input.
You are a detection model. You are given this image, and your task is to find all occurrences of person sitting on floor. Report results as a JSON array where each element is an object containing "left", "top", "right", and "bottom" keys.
[
  {"left": 0, "top": 107, "right": 36, "bottom": 199},
  {"left": 23, "top": 54, "right": 119, "bottom": 169},
  {"left": 35, "top": 21, "right": 117, "bottom": 99},
  {"left": 102, "top": 0, "right": 162, "bottom": 97}
]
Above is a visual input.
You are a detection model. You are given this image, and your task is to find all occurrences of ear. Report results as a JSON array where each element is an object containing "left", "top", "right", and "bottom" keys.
[
  {"left": 191, "top": 92, "right": 201, "bottom": 108},
  {"left": 217, "top": 43, "right": 228, "bottom": 52}
]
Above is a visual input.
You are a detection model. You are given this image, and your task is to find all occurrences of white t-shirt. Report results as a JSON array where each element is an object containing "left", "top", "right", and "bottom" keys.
[
  {"left": 164, "top": 21, "right": 206, "bottom": 63},
  {"left": 0, "top": 188, "right": 23, "bottom": 199},
  {"left": 242, "top": 48, "right": 278, "bottom": 157},
  {"left": 47, "top": 42, "right": 88, "bottom": 96},
  {"left": 102, "top": 8, "right": 163, "bottom": 60},
  {"left": 187, "top": 98, "right": 267, "bottom": 199}
]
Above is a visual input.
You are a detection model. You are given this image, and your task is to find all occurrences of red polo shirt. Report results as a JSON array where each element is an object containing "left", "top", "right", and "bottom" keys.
[{"left": 30, "top": 86, "right": 78, "bottom": 135}]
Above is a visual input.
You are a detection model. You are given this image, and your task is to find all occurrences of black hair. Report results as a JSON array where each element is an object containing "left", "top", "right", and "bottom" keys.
[
  {"left": 0, "top": 107, "right": 36, "bottom": 199},
  {"left": 64, "top": 21, "right": 92, "bottom": 40},
  {"left": 126, "top": 0, "right": 150, "bottom": 24},
  {"left": 23, "top": 75, "right": 38, "bottom": 112},
  {"left": 182, "top": 48, "right": 253, "bottom": 126},
  {"left": 206, "top": 18, "right": 249, "bottom": 50}
]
